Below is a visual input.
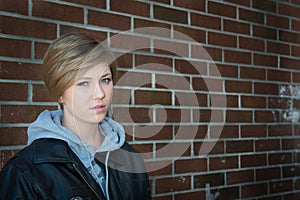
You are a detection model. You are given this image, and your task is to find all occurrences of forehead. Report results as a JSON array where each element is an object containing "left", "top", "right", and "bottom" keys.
[{"left": 79, "top": 63, "right": 111, "bottom": 78}]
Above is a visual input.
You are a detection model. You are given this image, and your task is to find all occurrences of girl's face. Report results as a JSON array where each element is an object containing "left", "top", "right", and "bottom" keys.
[{"left": 60, "top": 63, "right": 113, "bottom": 125}]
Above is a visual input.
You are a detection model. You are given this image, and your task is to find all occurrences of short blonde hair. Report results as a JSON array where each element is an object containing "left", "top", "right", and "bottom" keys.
[{"left": 43, "top": 33, "right": 117, "bottom": 101}]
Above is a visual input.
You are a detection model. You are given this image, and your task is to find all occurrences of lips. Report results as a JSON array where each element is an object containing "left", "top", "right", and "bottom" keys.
[{"left": 92, "top": 104, "right": 105, "bottom": 113}]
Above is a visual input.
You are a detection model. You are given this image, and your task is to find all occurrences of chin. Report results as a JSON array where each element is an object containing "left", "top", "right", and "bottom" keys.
[{"left": 96, "top": 113, "right": 107, "bottom": 123}]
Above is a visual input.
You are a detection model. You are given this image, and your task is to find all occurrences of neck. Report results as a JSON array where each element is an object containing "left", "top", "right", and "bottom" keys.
[{"left": 62, "top": 116, "right": 103, "bottom": 148}]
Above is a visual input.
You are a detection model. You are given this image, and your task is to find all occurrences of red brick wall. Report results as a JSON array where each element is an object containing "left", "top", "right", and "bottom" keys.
[{"left": 1, "top": 0, "right": 300, "bottom": 199}]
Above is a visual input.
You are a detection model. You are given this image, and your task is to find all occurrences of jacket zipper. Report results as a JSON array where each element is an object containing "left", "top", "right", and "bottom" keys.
[{"left": 72, "top": 163, "right": 104, "bottom": 200}]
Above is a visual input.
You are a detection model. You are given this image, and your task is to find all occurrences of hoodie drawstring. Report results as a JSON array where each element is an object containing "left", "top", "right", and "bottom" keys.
[{"left": 105, "top": 151, "right": 110, "bottom": 200}]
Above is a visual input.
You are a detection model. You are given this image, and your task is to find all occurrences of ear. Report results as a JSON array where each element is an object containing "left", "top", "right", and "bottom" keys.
[{"left": 58, "top": 96, "right": 64, "bottom": 104}]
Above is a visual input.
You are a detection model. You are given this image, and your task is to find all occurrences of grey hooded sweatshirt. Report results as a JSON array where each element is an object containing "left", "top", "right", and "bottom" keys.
[{"left": 27, "top": 109, "right": 125, "bottom": 199}]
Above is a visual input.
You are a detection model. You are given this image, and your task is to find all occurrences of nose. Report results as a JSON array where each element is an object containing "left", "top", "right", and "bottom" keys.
[{"left": 94, "top": 84, "right": 105, "bottom": 99}]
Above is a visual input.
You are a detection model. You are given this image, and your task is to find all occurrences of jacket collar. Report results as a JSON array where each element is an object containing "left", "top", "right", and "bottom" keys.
[
  {"left": 33, "top": 138, "right": 76, "bottom": 164},
  {"left": 95, "top": 143, "right": 147, "bottom": 173}
]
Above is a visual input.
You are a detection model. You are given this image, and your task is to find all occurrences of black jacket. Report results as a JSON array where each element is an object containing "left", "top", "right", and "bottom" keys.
[{"left": 0, "top": 138, "right": 151, "bottom": 200}]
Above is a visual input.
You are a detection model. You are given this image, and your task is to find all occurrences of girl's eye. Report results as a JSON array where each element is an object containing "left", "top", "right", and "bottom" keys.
[
  {"left": 101, "top": 78, "right": 112, "bottom": 84},
  {"left": 77, "top": 81, "right": 88, "bottom": 86}
]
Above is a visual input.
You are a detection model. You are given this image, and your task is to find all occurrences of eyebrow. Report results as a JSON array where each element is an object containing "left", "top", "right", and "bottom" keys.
[
  {"left": 76, "top": 77, "right": 92, "bottom": 81},
  {"left": 100, "top": 72, "right": 112, "bottom": 78}
]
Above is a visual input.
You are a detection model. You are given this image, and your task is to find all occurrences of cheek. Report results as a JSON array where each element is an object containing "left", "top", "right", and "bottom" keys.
[
  {"left": 108, "top": 87, "right": 114, "bottom": 98},
  {"left": 74, "top": 87, "right": 93, "bottom": 98},
  {"left": 106, "top": 90, "right": 113, "bottom": 101},
  {"left": 61, "top": 87, "right": 76, "bottom": 103},
  {"left": 67, "top": 90, "right": 89, "bottom": 106},
  {"left": 104, "top": 85, "right": 113, "bottom": 97}
]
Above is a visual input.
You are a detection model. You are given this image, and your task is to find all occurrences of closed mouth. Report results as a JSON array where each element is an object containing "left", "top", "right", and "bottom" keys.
[{"left": 91, "top": 104, "right": 106, "bottom": 113}]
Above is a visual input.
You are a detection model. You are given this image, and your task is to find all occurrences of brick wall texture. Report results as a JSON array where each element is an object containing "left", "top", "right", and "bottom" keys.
[{"left": 1, "top": 0, "right": 300, "bottom": 199}]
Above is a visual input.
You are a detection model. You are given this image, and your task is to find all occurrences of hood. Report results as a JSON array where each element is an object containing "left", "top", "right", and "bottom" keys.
[
  {"left": 97, "top": 117, "right": 125, "bottom": 153},
  {"left": 28, "top": 110, "right": 125, "bottom": 155}
]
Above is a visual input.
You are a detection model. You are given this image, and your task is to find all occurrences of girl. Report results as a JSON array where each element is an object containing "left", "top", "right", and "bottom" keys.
[{"left": 0, "top": 33, "right": 151, "bottom": 200}]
